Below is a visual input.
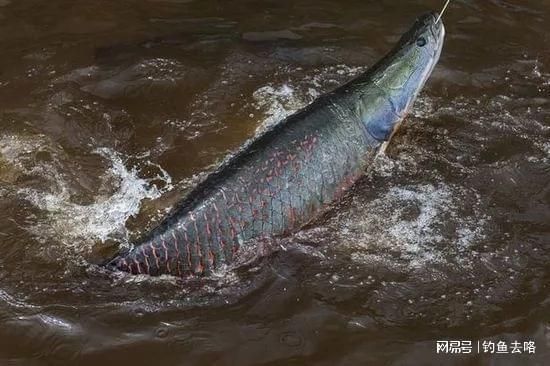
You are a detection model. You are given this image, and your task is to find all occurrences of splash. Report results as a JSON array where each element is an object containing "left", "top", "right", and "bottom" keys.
[
  {"left": 251, "top": 64, "right": 365, "bottom": 132},
  {"left": 252, "top": 84, "right": 305, "bottom": 129},
  {"left": 342, "top": 183, "right": 487, "bottom": 269},
  {"left": 28, "top": 149, "right": 171, "bottom": 245},
  {"left": 0, "top": 135, "right": 172, "bottom": 247}
]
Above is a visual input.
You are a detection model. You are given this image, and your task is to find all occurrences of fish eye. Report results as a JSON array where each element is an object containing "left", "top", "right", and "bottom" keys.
[{"left": 416, "top": 37, "right": 427, "bottom": 47}]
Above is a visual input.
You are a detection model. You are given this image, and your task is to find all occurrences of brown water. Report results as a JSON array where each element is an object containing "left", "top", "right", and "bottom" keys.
[{"left": 0, "top": 0, "right": 549, "bottom": 365}]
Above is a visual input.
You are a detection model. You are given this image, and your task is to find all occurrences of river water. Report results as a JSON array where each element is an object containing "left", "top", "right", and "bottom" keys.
[{"left": 0, "top": 0, "right": 549, "bottom": 365}]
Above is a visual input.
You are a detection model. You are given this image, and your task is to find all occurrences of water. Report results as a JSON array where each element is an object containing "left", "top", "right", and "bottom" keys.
[{"left": 0, "top": 0, "right": 549, "bottom": 365}]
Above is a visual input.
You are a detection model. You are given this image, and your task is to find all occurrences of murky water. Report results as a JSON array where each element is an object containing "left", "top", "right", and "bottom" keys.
[{"left": 0, "top": 0, "right": 549, "bottom": 365}]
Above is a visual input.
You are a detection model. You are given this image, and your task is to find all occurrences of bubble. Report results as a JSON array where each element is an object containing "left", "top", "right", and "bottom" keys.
[
  {"left": 279, "top": 331, "right": 303, "bottom": 347},
  {"left": 156, "top": 327, "right": 169, "bottom": 338}
]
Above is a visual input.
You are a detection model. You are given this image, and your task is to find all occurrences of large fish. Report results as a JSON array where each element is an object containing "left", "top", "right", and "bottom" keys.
[{"left": 107, "top": 12, "right": 445, "bottom": 277}]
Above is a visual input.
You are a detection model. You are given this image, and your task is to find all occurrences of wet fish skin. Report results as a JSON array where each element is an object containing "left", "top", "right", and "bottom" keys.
[{"left": 107, "top": 12, "right": 445, "bottom": 277}]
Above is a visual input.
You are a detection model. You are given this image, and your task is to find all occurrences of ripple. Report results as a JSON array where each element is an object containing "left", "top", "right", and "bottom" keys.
[{"left": 243, "top": 30, "right": 302, "bottom": 42}]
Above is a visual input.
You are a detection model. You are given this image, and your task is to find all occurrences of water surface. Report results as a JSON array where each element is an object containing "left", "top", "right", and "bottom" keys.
[{"left": 0, "top": 0, "right": 549, "bottom": 365}]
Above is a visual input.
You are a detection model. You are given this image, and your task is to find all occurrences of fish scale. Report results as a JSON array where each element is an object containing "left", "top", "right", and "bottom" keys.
[{"left": 107, "top": 12, "right": 445, "bottom": 277}]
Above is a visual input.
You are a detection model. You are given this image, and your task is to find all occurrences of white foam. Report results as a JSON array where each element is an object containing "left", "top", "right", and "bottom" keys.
[
  {"left": 251, "top": 64, "right": 365, "bottom": 133},
  {"left": 26, "top": 148, "right": 171, "bottom": 245},
  {"left": 343, "top": 183, "right": 487, "bottom": 269},
  {"left": 386, "top": 185, "right": 450, "bottom": 249},
  {"left": 0, "top": 135, "right": 172, "bottom": 247},
  {"left": 252, "top": 83, "right": 309, "bottom": 131}
]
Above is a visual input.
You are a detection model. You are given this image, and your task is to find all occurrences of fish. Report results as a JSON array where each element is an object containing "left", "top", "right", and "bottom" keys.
[{"left": 106, "top": 12, "right": 445, "bottom": 277}]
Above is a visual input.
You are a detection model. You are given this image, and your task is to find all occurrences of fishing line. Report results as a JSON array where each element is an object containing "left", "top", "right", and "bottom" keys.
[{"left": 436, "top": 0, "right": 452, "bottom": 24}]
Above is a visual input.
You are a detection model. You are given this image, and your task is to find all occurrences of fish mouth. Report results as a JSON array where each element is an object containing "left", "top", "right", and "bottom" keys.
[
  {"left": 430, "top": 12, "right": 446, "bottom": 60},
  {"left": 409, "top": 11, "right": 445, "bottom": 54},
  {"left": 417, "top": 11, "right": 445, "bottom": 62},
  {"left": 426, "top": 24, "right": 445, "bottom": 83},
  {"left": 396, "top": 12, "right": 445, "bottom": 124},
  {"left": 418, "top": 11, "right": 444, "bottom": 38},
  {"left": 431, "top": 17, "right": 445, "bottom": 42},
  {"left": 417, "top": 11, "right": 446, "bottom": 88},
  {"left": 405, "top": 12, "right": 446, "bottom": 104}
]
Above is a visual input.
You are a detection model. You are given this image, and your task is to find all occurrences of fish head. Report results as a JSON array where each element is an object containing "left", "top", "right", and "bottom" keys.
[{"left": 362, "top": 11, "right": 445, "bottom": 141}]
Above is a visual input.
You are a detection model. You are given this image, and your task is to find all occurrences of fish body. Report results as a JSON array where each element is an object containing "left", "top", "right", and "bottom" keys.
[{"left": 108, "top": 12, "right": 445, "bottom": 277}]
